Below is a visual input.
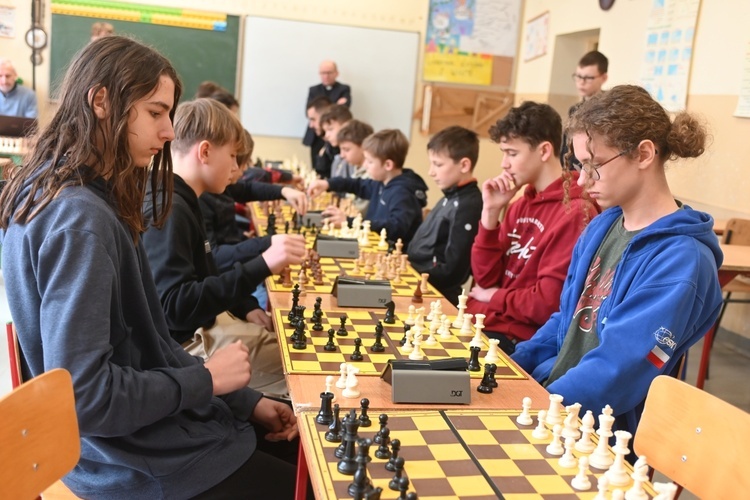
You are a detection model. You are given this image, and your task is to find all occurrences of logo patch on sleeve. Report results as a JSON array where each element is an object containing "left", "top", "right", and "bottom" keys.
[
  {"left": 647, "top": 345, "right": 670, "bottom": 369},
  {"left": 653, "top": 327, "right": 677, "bottom": 349}
]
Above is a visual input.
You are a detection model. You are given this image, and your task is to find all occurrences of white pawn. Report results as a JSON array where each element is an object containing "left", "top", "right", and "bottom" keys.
[
  {"left": 425, "top": 323, "right": 439, "bottom": 346},
  {"left": 652, "top": 482, "right": 678, "bottom": 500},
  {"left": 605, "top": 430, "right": 633, "bottom": 487},
  {"left": 409, "top": 335, "right": 425, "bottom": 360},
  {"left": 612, "top": 490, "right": 625, "bottom": 500},
  {"left": 625, "top": 455, "right": 650, "bottom": 500},
  {"left": 532, "top": 410, "right": 550, "bottom": 440},
  {"left": 438, "top": 315, "right": 452, "bottom": 339},
  {"left": 336, "top": 363, "right": 348, "bottom": 389},
  {"left": 593, "top": 475, "right": 609, "bottom": 500},
  {"left": 401, "top": 329, "right": 414, "bottom": 354},
  {"left": 545, "top": 424, "right": 564, "bottom": 455},
  {"left": 405, "top": 305, "right": 416, "bottom": 326},
  {"left": 562, "top": 403, "right": 582, "bottom": 440},
  {"left": 460, "top": 313, "right": 474, "bottom": 335},
  {"left": 546, "top": 394, "right": 564, "bottom": 426},
  {"left": 558, "top": 436, "right": 577, "bottom": 468},
  {"left": 483, "top": 338, "right": 501, "bottom": 364},
  {"left": 325, "top": 375, "right": 336, "bottom": 402},
  {"left": 342, "top": 366, "right": 360, "bottom": 399},
  {"left": 516, "top": 397, "right": 533, "bottom": 425},
  {"left": 571, "top": 455, "right": 592, "bottom": 490},
  {"left": 575, "top": 410, "right": 596, "bottom": 454}
]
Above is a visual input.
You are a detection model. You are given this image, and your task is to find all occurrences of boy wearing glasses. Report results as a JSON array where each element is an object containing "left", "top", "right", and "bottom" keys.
[
  {"left": 562, "top": 51, "right": 609, "bottom": 166},
  {"left": 465, "top": 102, "right": 598, "bottom": 354}
]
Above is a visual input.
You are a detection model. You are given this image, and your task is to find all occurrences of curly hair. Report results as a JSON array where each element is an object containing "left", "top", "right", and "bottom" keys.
[{"left": 489, "top": 101, "right": 562, "bottom": 154}]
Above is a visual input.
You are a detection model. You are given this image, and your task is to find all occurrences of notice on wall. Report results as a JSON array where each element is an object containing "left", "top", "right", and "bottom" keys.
[
  {"left": 734, "top": 42, "right": 750, "bottom": 118},
  {"left": 639, "top": 0, "right": 701, "bottom": 112},
  {"left": 0, "top": 5, "right": 15, "bottom": 38}
]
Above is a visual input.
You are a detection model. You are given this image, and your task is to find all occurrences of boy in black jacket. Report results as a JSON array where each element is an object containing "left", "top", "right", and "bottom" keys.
[
  {"left": 407, "top": 126, "right": 483, "bottom": 305},
  {"left": 143, "top": 99, "right": 306, "bottom": 396}
]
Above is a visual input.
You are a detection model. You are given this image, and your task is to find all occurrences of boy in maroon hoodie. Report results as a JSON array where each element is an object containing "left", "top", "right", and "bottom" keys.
[{"left": 466, "top": 101, "right": 598, "bottom": 354}]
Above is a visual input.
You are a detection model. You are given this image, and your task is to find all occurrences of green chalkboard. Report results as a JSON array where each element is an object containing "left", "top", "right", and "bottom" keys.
[{"left": 50, "top": 13, "right": 240, "bottom": 99}]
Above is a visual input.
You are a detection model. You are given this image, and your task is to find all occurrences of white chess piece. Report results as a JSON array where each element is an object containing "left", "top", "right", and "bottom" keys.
[
  {"left": 425, "top": 323, "right": 439, "bottom": 346},
  {"left": 453, "top": 289, "right": 468, "bottom": 327},
  {"left": 378, "top": 228, "right": 388, "bottom": 249},
  {"left": 604, "top": 430, "right": 633, "bottom": 487},
  {"left": 558, "top": 437, "right": 578, "bottom": 468},
  {"left": 516, "top": 397, "right": 533, "bottom": 425},
  {"left": 589, "top": 405, "right": 616, "bottom": 470},
  {"left": 652, "top": 482, "right": 678, "bottom": 500},
  {"left": 460, "top": 313, "right": 474, "bottom": 335},
  {"left": 612, "top": 489, "right": 625, "bottom": 500},
  {"left": 546, "top": 394, "right": 564, "bottom": 426},
  {"left": 483, "top": 338, "right": 501, "bottom": 363},
  {"left": 325, "top": 375, "right": 336, "bottom": 402},
  {"left": 469, "top": 327, "right": 484, "bottom": 348},
  {"left": 571, "top": 455, "right": 592, "bottom": 490},
  {"left": 438, "top": 315, "right": 452, "bottom": 339},
  {"left": 405, "top": 305, "right": 416, "bottom": 326},
  {"left": 531, "top": 410, "right": 550, "bottom": 440},
  {"left": 408, "top": 335, "right": 424, "bottom": 360},
  {"left": 625, "top": 455, "right": 650, "bottom": 500},
  {"left": 342, "top": 366, "right": 360, "bottom": 399},
  {"left": 562, "top": 403, "right": 582, "bottom": 440},
  {"left": 545, "top": 424, "right": 564, "bottom": 456},
  {"left": 593, "top": 475, "right": 609, "bottom": 500},
  {"left": 336, "top": 363, "right": 348, "bottom": 389},
  {"left": 575, "top": 410, "right": 596, "bottom": 453},
  {"left": 401, "top": 329, "right": 414, "bottom": 354},
  {"left": 473, "top": 313, "right": 485, "bottom": 331}
]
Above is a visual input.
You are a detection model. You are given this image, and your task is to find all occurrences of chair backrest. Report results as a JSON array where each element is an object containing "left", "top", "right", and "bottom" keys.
[
  {"left": 0, "top": 369, "right": 80, "bottom": 499},
  {"left": 6, "top": 322, "right": 22, "bottom": 389},
  {"left": 722, "top": 218, "right": 750, "bottom": 245},
  {"left": 634, "top": 375, "right": 750, "bottom": 497}
]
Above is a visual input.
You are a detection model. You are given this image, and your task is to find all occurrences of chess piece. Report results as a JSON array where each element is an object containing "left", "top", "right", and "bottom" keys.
[
  {"left": 324, "top": 328, "right": 337, "bottom": 352},
  {"left": 325, "top": 404, "right": 342, "bottom": 442},
  {"left": 350, "top": 338, "right": 364, "bottom": 361},
  {"left": 374, "top": 414, "right": 389, "bottom": 444},
  {"left": 348, "top": 438, "right": 375, "bottom": 498},
  {"left": 571, "top": 455, "right": 592, "bottom": 490},
  {"left": 652, "top": 482, "right": 678, "bottom": 500},
  {"left": 397, "top": 476, "right": 411, "bottom": 499},
  {"left": 399, "top": 324, "right": 411, "bottom": 347},
  {"left": 408, "top": 335, "right": 424, "bottom": 360},
  {"left": 378, "top": 228, "right": 388, "bottom": 249},
  {"left": 532, "top": 410, "right": 550, "bottom": 439},
  {"left": 562, "top": 403, "right": 582, "bottom": 440},
  {"left": 385, "top": 439, "right": 401, "bottom": 472},
  {"left": 625, "top": 455, "right": 649, "bottom": 500},
  {"left": 486, "top": 363, "right": 498, "bottom": 388},
  {"left": 387, "top": 456, "right": 406, "bottom": 491},
  {"left": 467, "top": 345, "right": 481, "bottom": 371},
  {"left": 316, "top": 392, "right": 334, "bottom": 425},
  {"left": 411, "top": 284, "right": 423, "bottom": 304},
  {"left": 338, "top": 315, "right": 349, "bottom": 336},
  {"left": 289, "top": 284, "right": 301, "bottom": 321},
  {"left": 484, "top": 338, "right": 501, "bottom": 363},
  {"left": 612, "top": 490, "right": 625, "bottom": 500},
  {"left": 358, "top": 398, "right": 372, "bottom": 427},
  {"left": 460, "top": 313, "right": 474, "bottom": 335},
  {"left": 453, "top": 289, "right": 468, "bottom": 328},
  {"left": 325, "top": 375, "right": 337, "bottom": 403},
  {"left": 371, "top": 322, "right": 385, "bottom": 352},
  {"left": 383, "top": 301, "right": 396, "bottom": 324},
  {"left": 575, "top": 410, "right": 596, "bottom": 453},
  {"left": 546, "top": 394, "right": 564, "bottom": 426},
  {"left": 420, "top": 273, "right": 429, "bottom": 293},
  {"left": 604, "top": 430, "right": 633, "bottom": 487},
  {"left": 558, "top": 436, "right": 578, "bottom": 468},
  {"left": 404, "top": 305, "right": 416, "bottom": 326},
  {"left": 477, "top": 364, "right": 494, "bottom": 394},
  {"left": 589, "top": 405, "right": 616, "bottom": 470},
  {"left": 342, "top": 366, "right": 361, "bottom": 399},
  {"left": 337, "top": 409, "right": 361, "bottom": 474},
  {"left": 438, "top": 315, "right": 452, "bottom": 339},
  {"left": 374, "top": 427, "right": 391, "bottom": 459},
  {"left": 425, "top": 322, "right": 439, "bottom": 346},
  {"left": 546, "top": 424, "right": 564, "bottom": 455},
  {"left": 336, "top": 363, "right": 348, "bottom": 389},
  {"left": 516, "top": 397, "right": 533, "bottom": 425},
  {"left": 593, "top": 475, "right": 609, "bottom": 500}
]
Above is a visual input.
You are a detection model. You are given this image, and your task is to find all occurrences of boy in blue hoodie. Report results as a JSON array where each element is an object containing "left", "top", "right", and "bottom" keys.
[
  {"left": 512, "top": 85, "right": 723, "bottom": 437},
  {"left": 308, "top": 128, "right": 428, "bottom": 248}
]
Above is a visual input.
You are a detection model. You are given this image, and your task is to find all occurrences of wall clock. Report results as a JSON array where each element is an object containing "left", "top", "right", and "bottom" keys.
[{"left": 600, "top": 0, "right": 616, "bottom": 11}]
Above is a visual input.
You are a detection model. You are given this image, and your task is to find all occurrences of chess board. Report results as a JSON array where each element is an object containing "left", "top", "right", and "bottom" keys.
[
  {"left": 250, "top": 194, "right": 337, "bottom": 222},
  {"left": 301, "top": 409, "right": 657, "bottom": 500},
  {"left": 273, "top": 308, "right": 526, "bottom": 380},
  {"left": 267, "top": 257, "right": 441, "bottom": 298}
]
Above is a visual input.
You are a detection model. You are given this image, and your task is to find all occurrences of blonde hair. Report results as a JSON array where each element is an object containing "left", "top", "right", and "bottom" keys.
[
  {"left": 172, "top": 98, "right": 244, "bottom": 155},
  {"left": 362, "top": 129, "right": 409, "bottom": 169}
]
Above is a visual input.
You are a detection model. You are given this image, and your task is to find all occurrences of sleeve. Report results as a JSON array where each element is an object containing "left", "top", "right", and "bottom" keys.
[
  {"left": 545, "top": 247, "right": 721, "bottom": 418},
  {"left": 143, "top": 205, "right": 271, "bottom": 332},
  {"left": 36, "top": 229, "right": 214, "bottom": 437},
  {"left": 426, "top": 198, "right": 482, "bottom": 291},
  {"left": 341, "top": 84, "right": 352, "bottom": 107},
  {"left": 326, "top": 176, "right": 378, "bottom": 200},
  {"left": 368, "top": 186, "right": 423, "bottom": 244},
  {"left": 23, "top": 91, "right": 38, "bottom": 119},
  {"left": 471, "top": 223, "right": 512, "bottom": 288},
  {"left": 227, "top": 180, "right": 284, "bottom": 203},
  {"left": 511, "top": 310, "right": 564, "bottom": 377},
  {"left": 212, "top": 237, "right": 272, "bottom": 274}
]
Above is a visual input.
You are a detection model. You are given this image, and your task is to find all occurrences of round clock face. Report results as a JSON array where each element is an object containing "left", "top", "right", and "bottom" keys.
[
  {"left": 600, "top": 0, "right": 616, "bottom": 10},
  {"left": 25, "top": 27, "right": 48, "bottom": 50}
]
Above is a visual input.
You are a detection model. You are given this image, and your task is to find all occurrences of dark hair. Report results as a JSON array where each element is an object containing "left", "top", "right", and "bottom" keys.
[
  {"left": 337, "top": 120, "right": 374, "bottom": 146},
  {"left": 566, "top": 85, "right": 706, "bottom": 165},
  {"left": 427, "top": 126, "right": 479, "bottom": 170},
  {"left": 306, "top": 95, "right": 332, "bottom": 112},
  {"left": 578, "top": 51, "right": 608, "bottom": 74},
  {"left": 0, "top": 36, "right": 182, "bottom": 241},
  {"left": 489, "top": 101, "right": 562, "bottom": 154},
  {"left": 237, "top": 130, "right": 255, "bottom": 167},
  {"left": 209, "top": 89, "right": 239, "bottom": 110},
  {"left": 362, "top": 129, "right": 409, "bottom": 169},
  {"left": 195, "top": 81, "right": 224, "bottom": 98},
  {"left": 319, "top": 104, "right": 352, "bottom": 126}
]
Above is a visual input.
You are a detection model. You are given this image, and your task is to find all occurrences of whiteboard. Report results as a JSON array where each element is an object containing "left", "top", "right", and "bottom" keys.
[{"left": 240, "top": 17, "right": 420, "bottom": 139}]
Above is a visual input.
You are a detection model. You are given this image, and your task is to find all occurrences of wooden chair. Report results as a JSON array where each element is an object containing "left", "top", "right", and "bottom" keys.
[
  {"left": 0, "top": 369, "right": 80, "bottom": 499},
  {"left": 634, "top": 375, "right": 750, "bottom": 498}
]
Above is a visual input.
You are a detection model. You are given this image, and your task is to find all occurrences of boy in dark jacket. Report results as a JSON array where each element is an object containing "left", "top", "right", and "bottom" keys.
[
  {"left": 407, "top": 126, "right": 483, "bottom": 305},
  {"left": 307, "top": 128, "right": 428, "bottom": 248}
]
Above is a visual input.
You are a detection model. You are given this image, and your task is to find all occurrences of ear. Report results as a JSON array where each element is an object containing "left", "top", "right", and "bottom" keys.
[
  {"left": 538, "top": 141, "right": 554, "bottom": 162},
  {"left": 383, "top": 159, "right": 396, "bottom": 171},
  {"left": 197, "top": 140, "right": 211, "bottom": 164},
  {"left": 459, "top": 157, "right": 472, "bottom": 174},
  {"left": 88, "top": 86, "right": 109, "bottom": 120},
  {"left": 601, "top": 73, "right": 608, "bottom": 85},
  {"left": 636, "top": 139, "right": 658, "bottom": 169}
]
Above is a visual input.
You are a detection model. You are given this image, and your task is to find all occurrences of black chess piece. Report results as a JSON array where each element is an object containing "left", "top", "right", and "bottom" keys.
[
  {"left": 467, "top": 345, "right": 482, "bottom": 372},
  {"left": 364, "top": 487, "right": 383, "bottom": 500},
  {"left": 337, "top": 315, "right": 349, "bottom": 336},
  {"left": 399, "top": 324, "right": 411, "bottom": 347},
  {"left": 316, "top": 392, "right": 334, "bottom": 425},
  {"left": 374, "top": 414, "right": 389, "bottom": 444},
  {"left": 383, "top": 301, "right": 396, "bottom": 324},
  {"left": 347, "top": 438, "right": 374, "bottom": 497},
  {"left": 374, "top": 427, "right": 391, "bottom": 459},
  {"left": 350, "top": 338, "right": 364, "bottom": 361},
  {"left": 358, "top": 398, "right": 371, "bottom": 427},
  {"left": 397, "top": 476, "right": 411, "bottom": 500},
  {"left": 325, "top": 404, "right": 342, "bottom": 442},
  {"left": 477, "top": 364, "right": 493, "bottom": 394},
  {"left": 405, "top": 492, "right": 418, "bottom": 500},
  {"left": 284, "top": 220, "right": 290, "bottom": 234},
  {"left": 337, "top": 409, "right": 360, "bottom": 474},
  {"left": 311, "top": 297, "right": 324, "bottom": 330},
  {"left": 267, "top": 213, "right": 277, "bottom": 235},
  {"left": 385, "top": 438, "right": 401, "bottom": 472},
  {"left": 292, "top": 322, "right": 307, "bottom": 350},
  {"left": 388, "top": 456, "right": 406, "bottom": 491},
  {"left": 371, "top": 322, "right": 385, "bottom": 352},
  {"left": 289, "top": 284, "right": 301, "bottom": 321},
  {"left": 324, "top": 328, "right": 337, "bottom": 352},
  {"left": 487, "top": 363, "right": 498, "bottom": 388}
]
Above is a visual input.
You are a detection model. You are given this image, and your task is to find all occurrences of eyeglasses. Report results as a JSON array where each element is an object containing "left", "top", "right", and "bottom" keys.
[
  {"left": 571, "top": 73, "right": 601, "bottom": 82},
  {"left": 572, "top": 150, "right": 629, "bottom": 181}
]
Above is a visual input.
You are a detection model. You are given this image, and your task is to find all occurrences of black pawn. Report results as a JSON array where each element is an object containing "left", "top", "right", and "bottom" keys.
[
  {"left": 324, "top": 328, "right": 337, "bottom": 352},
  {"left": 338, "top": 315, "right": 349, "bottom": 336},
  {"left": 312, "top": 297, "right": 324, "bottom": 330},
  {"left": 383, "top": 301, "right": 396, "bottom": 324},
  {"left": 399, "top": 324, "right": 411, "bottom": 347},
  {"left": 267, "top": 213, "right": 276, "bottom": 235},
  {"left": 374, "top": 427, "right": 391, "bottom": 459},
  {"left": 316, "top": 392, "right": 334, "bottom": 425},
  {"left": 385, "top": 439, "right": 401, "bottom": 472},
  {"left": 374, "top": 414, "right": 389, "bottom": 444},
  {"left": 487, "top": 363, "right": 498, "bottom": 388},
  {"left": 406, "top": 493, "right": 418, "bottom": 500},
  {"left": 477, "top": 364, "right": 493, "bottom": 394},
  {"left": 325, "top": 404, "right": 342, "bottom": 442},
  {"left": 364, "top": 487, "right": 383, "bottom": 500},
  {"left": 397, "top": 476, "right": 411, "bottom": 500},
  {"left": 371, "top": 322, "right": 385, "bottom": 352},
  {"left": 468, "top": 345, "right": 482, "bottom": 372},
  {"left": 350, "top": 338, "right": 364, "bottom": 361},
  {"left": 388, "top": 456, "right": 406, "bottom": 491},
  {"left": 284, "top": 220, "right": 290, "bottom": 234},
  {"left": 347, "top": 438, "right": 374, "bottom": 497},
  {"left": 292, "top": 322, "right": 307, "bottom": 350},
  {"left": 358, "top": 398, "right": 372, "bottom": 427}
]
